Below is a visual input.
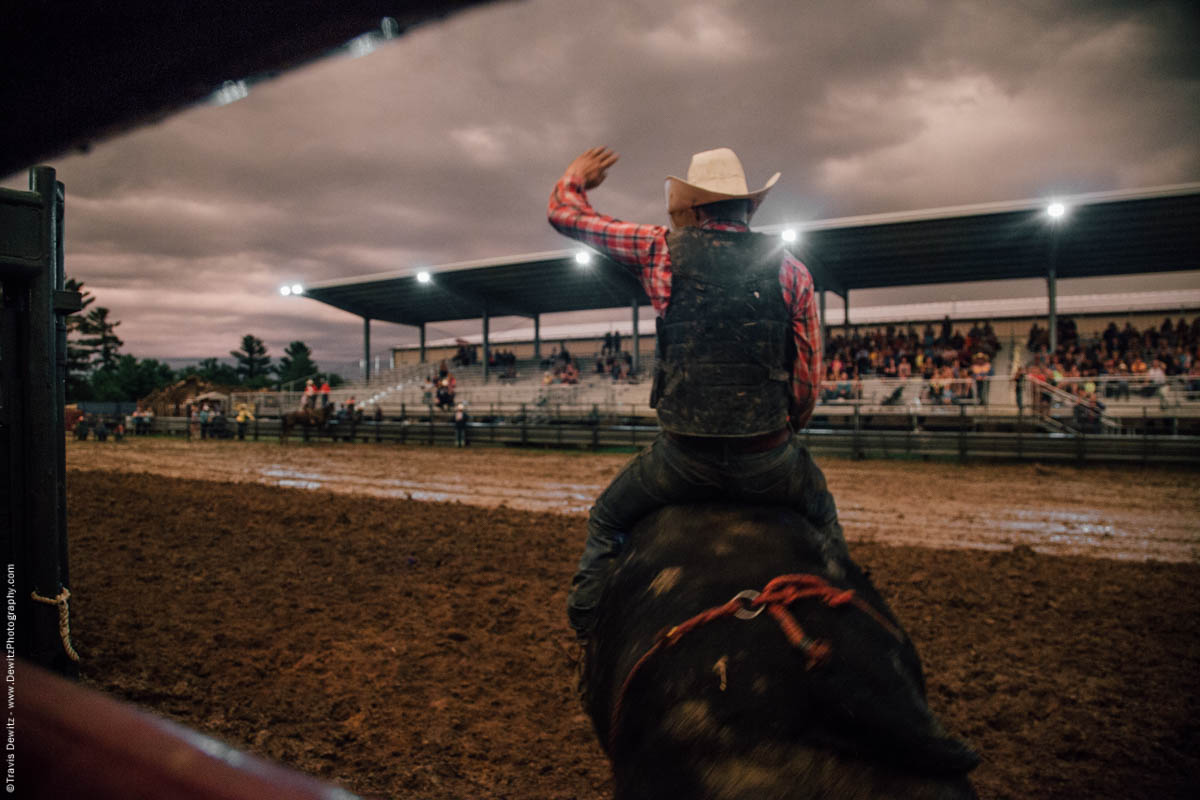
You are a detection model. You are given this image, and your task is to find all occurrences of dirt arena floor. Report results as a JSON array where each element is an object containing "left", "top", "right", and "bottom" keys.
[{"left": 64, "top": 438, "right": 1200, "bottom": 798}]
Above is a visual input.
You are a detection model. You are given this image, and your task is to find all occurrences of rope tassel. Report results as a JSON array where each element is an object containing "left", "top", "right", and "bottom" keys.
[{"left": 31, "top": 587, "right": 81, "bottom": 662}]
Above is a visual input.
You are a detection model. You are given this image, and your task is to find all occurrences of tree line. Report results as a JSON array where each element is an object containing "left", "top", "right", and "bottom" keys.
[{"left": 66, "top": 279, "right": 342, "bottom": 402}]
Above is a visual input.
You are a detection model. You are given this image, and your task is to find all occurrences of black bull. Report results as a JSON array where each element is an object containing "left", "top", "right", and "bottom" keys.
[{"left": 582, "top": 504, "right": 980, "bottom": 800}]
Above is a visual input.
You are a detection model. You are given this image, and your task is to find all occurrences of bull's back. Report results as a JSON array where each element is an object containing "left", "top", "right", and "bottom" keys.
[{"left": 584, "top": 503, "right": 978, "bottom": 800}]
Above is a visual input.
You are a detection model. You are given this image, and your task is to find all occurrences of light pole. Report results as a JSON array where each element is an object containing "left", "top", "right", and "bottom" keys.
[{"left": 1045, "top": 202, "right": 1066, "bottom": 357}]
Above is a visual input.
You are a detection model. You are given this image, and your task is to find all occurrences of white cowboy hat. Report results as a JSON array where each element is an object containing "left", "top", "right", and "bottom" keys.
[{"left": 665, "top": 147, "right": 780, "bottom": 216}]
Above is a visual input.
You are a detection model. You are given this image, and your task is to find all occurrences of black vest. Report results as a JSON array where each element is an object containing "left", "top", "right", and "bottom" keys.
[{"left": 650, "top": 229, "right": 793, "bottom": 437}]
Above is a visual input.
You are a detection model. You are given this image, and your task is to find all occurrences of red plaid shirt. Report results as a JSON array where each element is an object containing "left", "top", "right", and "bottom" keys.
[{"left": 548, "top": 174, "right": 821, "bottom": 428}]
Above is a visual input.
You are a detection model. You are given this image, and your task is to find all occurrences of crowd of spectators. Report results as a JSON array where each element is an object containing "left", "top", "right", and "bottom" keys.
[
  {"left": 534, "top": 341, "right": 577, "bottom": 385},
  {"left": 592, "top": 332, "right": 636, "bottom": 383},
  {"left": 450, "top": 343, "right": 478, "bottom": 367},
  {"left": 1020, "top": 315, "right": 1200, "bottom": 404},
  {"left": 594, "top": 351, "right": 633, "bottom": 382},
  {"left": 73, "top": 414, "right": 121, "bottom": 442},
  {"left": 489, "top": 348, "right": 519, "bottom": 380},
  {"left": 821, "top": 318, "right": 1000, "bottom": 404}
]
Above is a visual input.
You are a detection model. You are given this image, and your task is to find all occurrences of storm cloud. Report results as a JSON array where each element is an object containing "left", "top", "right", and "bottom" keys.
[{"left": 7, "top": 0, "right": 1198, "bottom": 368}]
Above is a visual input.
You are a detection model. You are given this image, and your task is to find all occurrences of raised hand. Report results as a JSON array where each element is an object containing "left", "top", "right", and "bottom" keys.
[{"left": 564, "top": 146, "right": 619, "bottom": 190}]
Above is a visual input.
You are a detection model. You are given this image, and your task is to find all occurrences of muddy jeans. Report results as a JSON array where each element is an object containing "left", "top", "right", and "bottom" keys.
[{"left": 567, "top": 432, "right": 847, "bottom": 635}]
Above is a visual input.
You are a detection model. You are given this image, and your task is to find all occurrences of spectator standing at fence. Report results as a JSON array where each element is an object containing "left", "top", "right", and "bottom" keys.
[
  {"left": 235, "top": 403, "right": 254, "bottom": 440},
  {"left": 549, "top": 145, "right": 843, "bottom": 637},
  {"left": 319, "top": 379, "right": 331, "bottom": 408},
  {"left": 1012, "top": 365, "right": 1026, "bottom": 413},
  {"left": 197, "top": 404, "right": 212, "bottom": 440},
  {"left": 454, "top": 402, "right": 469, "bottom": 447}
]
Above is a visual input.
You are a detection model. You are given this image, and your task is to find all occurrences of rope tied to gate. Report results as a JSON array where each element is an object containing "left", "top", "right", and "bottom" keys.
[
  {"left": 31, "top": 587, "right": 81, "bottom": 662},
  {"left": 608, "top": 573, "right": 903, "bottom": 753}
]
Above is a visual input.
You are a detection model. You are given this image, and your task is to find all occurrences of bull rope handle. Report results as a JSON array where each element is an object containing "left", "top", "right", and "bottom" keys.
[{"left": 31, "top": 587, "right": 81, "bottom": 662}]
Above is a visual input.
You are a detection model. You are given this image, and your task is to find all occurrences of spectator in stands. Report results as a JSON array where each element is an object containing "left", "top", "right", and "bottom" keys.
[
  {"left": 436, "top": 374, "right": 456, "bottom": 409},
  {"left": 882, "top": 354, "right": 898, "bottom": 379},
  {"left": 1146, "top": 359, "right": 1167, "bottom": 398},
  {"left": 971, "top": 352, "right": 993, "bottom": 405},
  {"left": 835, "top": 371, "right": 853, "bottom": 400},
  {"left": 1112, "top": 359, "right": 1131, "bottom": 400}
]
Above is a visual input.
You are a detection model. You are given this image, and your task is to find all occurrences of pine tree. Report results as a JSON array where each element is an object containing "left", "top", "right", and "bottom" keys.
[
  {"left": 64, "top": 278, "right": 96, "bottom": 400},
  {"left": 77, "top": 306, "right": 123, "bottom": 372},
  {"left": 89, "top": 356, "right": 176, "bottom": 402},
  {"left": 231, "top": 334, "right": 271, "bottom": 387},
  {"left": 275, "top": 341, "right": 320, "bottom": 389}
]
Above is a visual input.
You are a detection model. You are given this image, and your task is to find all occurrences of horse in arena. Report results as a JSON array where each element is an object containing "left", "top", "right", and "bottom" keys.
[
  {"left": 582, "top": 503, "right": 980, "bottom": 800},
  {"left": 280, "top": 404, "right": 333, "bottom": 442}
]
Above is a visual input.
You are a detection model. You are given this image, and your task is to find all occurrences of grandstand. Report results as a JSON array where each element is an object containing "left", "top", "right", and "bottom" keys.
[{"left": 233, "top": 183, "right": 1200, "bottom": 454}]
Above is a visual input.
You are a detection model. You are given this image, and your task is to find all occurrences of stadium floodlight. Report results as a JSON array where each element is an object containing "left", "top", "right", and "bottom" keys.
[
  {"left": 279, "top": 285, "right": 292, "bottom": 296},
  {"left": 574, "top": 250, "right": 592, "bottom": 265},
  {"left": 211, "top": 79, "right": 249, "bottom": 107},
  {"left": 348, "top": 33, "right": 377, "bottom": 58},
  {"left": 780, "top": 228, "right": 798, "bottom": 243},
  {"left": 417, "top": 271, "right": 432, "bottom": 284},
  {"left": 1046, "top": 202, "right": 1066, "bottom": 220},
  {"left": 290, "top": 283, "right": 304, "bottom": 296}
]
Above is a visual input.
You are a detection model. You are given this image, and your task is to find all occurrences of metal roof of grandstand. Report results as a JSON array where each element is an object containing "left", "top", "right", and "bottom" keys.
[{"left": 304, "top": 182, "right": 1200, "bottom": 326}]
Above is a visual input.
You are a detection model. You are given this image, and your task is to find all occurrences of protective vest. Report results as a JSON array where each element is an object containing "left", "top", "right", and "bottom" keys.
[{"left": 650, "top": 229, "right": 793, "bottom": 437}]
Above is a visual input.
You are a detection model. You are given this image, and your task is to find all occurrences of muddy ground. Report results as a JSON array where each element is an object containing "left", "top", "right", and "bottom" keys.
[
  {"left": 65, "top": 438, "right": 1200, "bottom": 562},
  {"left": 63, "top": 439, "right": 1200, "bottom": 798}
]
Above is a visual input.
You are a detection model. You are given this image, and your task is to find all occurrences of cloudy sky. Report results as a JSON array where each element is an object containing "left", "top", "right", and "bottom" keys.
[{"left": 5, "top": 0, "right": 1198, "bottom": 373}]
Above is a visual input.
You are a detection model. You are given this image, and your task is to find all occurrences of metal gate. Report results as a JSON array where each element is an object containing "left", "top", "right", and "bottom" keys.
[{"left": 1, "top": 166, "right": 81, "bottom": 674}]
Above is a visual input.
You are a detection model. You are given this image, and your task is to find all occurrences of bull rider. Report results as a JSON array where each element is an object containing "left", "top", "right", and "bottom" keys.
[{"left": 548, "top": 146, "right": 849, "bottom": 639}]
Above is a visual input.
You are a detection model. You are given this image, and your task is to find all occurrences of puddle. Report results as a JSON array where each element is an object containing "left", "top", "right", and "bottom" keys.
[
  {"left": 841, "top": 506, "right": 1196, "bottom": 562},
  {"left": 257, "top": 465, "right": 600, "bottom": 514}
]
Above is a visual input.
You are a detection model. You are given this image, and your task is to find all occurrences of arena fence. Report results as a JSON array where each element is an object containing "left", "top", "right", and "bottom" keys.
[
  {"left": 131, "top": 410, "right": 1200, "bottom": 465},
  {"left": 224, "top": 373, "right": 1200, "bottom": 419}
]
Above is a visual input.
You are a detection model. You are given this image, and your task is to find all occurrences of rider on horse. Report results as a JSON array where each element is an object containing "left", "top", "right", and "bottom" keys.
[{"left": 549, "top": 146, "right": 849, "bottom": 638}]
